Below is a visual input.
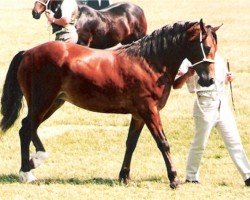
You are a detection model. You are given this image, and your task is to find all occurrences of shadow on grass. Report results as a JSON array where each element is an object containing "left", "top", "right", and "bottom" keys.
[{"left": 0, "top": 174, "right": 164, "bottom": 186}]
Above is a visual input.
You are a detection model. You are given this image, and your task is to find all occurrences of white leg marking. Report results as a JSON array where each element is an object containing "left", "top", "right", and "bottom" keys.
[
  {"left": 30, "top": 151, "right": 49, "bottom": 169},
  {"left": 19, "top": 171, "right": 37, "bottom": 183}
]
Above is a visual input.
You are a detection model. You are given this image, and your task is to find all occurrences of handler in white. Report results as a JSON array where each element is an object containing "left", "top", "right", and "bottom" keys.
[
  {"left": 173, "top": 54, "right": 250, "bottom": 186},
  {"left": 45, "top": 0, "right": 78, "bottom": 43}
]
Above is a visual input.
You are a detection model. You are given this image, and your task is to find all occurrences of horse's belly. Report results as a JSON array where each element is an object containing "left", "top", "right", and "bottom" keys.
[{"left": 62, "top": 92, "right": 132, "bottom": 114}]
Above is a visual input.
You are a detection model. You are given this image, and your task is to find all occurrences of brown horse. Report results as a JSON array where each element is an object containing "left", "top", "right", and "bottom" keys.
[
  {"left": 1, "top": 20, "right": 220, "bottom": 188},
  {"left": 32, "top": 0, "right": 147, "bottom": 48}
]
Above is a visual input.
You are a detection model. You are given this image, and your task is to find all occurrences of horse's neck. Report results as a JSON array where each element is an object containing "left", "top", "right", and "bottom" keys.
[
  {"left": 142, "top": 33, "right": 186, "bottom": 77},
  {"left": 165, "top": 56, "right": 186, "bottom": 81},
  {"left": 149, "top": 51, "right": 185, "bottom": 82}
]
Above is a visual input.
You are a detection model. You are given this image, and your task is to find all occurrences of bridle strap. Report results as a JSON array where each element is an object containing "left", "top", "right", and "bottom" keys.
[
  {"left": 191, "top": 32, "right": 215, "bottom": 68},
  {"left": 35, "top": 0, "right": 51, "bottom": 10}
]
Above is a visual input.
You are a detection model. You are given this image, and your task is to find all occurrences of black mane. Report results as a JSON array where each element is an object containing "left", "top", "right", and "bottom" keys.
[{"left": 118, "top": 21, "right": 197, "bottom": 62}]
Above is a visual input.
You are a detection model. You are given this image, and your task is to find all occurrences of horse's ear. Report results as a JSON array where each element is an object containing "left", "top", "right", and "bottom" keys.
[
  {"left": 200, "top": 18, "right": 206, "bottom": 35},
  {"left": 212, "top": 23, "right": 223, "bottom": 32}
]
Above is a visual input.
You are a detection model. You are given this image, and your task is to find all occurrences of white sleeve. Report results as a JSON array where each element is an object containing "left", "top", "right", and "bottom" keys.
[
  {"left": 179, "top": 59, "right": 191, "bottom": 74},
  {"left": 175, "top": 58, "right": 191, "bottom": 79},
  {"left": 61, "top": 0, "right": 77, "bottom": 19}
]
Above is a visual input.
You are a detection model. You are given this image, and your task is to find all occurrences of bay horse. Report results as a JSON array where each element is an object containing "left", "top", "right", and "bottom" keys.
[
  {"left": 0, "top": 19, "right": 220, "bottom": 188},
  {"left": 32, "top": 0, "right": 147, "bottom": 49}
]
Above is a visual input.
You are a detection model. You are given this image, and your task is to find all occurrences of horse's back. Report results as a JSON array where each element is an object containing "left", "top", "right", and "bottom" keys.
[
  {"left": 77, "top": 2, "right": 147, "bottom": 48},
  {"left": 100, "top": 2, "right": 144, "bottom": 15},
  {"left": 100, "top": 2, "right": 147, "bottom": 45},
  {"left": 23, "top": 42, "right": 132, "bottom": 113}
]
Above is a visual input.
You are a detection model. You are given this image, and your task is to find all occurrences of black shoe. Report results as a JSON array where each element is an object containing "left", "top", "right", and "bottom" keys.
[
  {"left": 245, "top": 178, "right": 250, "bottom": 186},
  {"left": 185, "top": 179, "right": 200, "bottom": 184}
]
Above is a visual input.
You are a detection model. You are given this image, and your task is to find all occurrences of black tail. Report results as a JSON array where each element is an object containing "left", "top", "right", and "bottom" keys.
[{"left": 1, "top": 51, "right": 25, "bottom": 132}]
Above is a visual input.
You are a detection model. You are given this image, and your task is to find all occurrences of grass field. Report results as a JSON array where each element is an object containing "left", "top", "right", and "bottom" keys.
[{"left": 0, "top": 0, "right": 250, "bottom": 199}]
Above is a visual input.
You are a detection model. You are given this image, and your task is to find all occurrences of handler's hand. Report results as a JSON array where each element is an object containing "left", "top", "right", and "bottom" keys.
[
  {"left": 226, "top": 72, "right": 234, "bottom": 82},
  {"left": 186, "top": 67, "right": 195, "bottom": 77},
  {"left": 45, "top": 10, "right": 55, "bottom": 23}
]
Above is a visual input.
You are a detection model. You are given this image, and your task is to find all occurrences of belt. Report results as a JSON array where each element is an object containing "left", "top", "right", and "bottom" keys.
[
  {"left": 54, "top": 26, "right": 76, "bottom": 35},
  {"left": 196, "top": 91, "right": 225, "bottom": 101},
  {"left": 197, "top": 91, "right": 215, "bottom": 96}
]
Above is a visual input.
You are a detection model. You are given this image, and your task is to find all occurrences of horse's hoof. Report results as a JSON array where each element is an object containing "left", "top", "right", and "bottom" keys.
[
  {"left": 170, "top": 179, "right": 181, "bottom": 189},
  {"left": 119, "top": 176, "right": 131, "bottom": 185},
  {"left": 19, "top": 171, "right": 37, "bottom": 183},
  {"left": 245, "top": 177, "right": 250, "bottom": 186},
  {"left": 29, "top": 151, "right": 48, "bottom": 169},
  {"left": 119, "top": 168, "right": 131, "bottom": 185}
]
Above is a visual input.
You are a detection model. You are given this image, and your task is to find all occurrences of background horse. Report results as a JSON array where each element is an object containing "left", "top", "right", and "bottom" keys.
[
  {"left": 0, "top": 19, "right": 219, "bottom": 188},
  {"left": 32, "top": 0, "right": 147, "bottom": 49}
]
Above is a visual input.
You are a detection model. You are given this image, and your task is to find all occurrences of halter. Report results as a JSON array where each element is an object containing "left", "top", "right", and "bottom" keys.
[
  {"left": 190, "top": 32, "right": 215, "bottom": 68},
  {"left": 35, "top": 0, "right": 51, "bottom": 10}
]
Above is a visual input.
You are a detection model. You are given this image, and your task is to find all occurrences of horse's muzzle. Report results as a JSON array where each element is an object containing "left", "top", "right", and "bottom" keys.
[
  {"left": 198, "top": 77, "right": 214, "bottom": 87},
  {"left": 32, "top": 10, "right": 41, "bottom": 19}
]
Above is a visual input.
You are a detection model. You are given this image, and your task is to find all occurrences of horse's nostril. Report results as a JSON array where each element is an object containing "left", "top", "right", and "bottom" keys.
[{"left": 210, "top": 78, "right": 215, "bottom": 84}]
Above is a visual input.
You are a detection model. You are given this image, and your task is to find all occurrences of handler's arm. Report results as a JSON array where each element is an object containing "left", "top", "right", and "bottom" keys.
[{"left": 173, "top": 67, "right": 195, "bottom": 89}]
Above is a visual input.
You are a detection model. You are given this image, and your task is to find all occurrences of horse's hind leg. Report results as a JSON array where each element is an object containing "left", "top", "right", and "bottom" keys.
[
  {"left": 19, "top": 99, "right": 59, "bottom": 182},
  {"left": 19, "top": 114, "right": 41, "bottom": 182},
  {"left": 19, "top": 71, "right": 62, "bottom": 182},
  {"left": 29, "top": 132, "right": 48, "bottom": 170},
  {"left": 119, "top": 117, "right": 144, "bottom": 184},
  {"left": 30, "top": 99, "right": 65, "bottom": 169}
]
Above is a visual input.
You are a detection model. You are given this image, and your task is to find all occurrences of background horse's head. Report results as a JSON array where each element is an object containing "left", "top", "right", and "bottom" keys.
[
  {"left": 32, "top": 0, "right": 50, "bottom": 19},
  {"left": 185, "top": 19, "right": 221, "bottom": 87}
]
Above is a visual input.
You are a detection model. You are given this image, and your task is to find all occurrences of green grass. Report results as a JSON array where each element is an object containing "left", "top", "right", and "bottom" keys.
[{"left": 0, "top": 0, "right": 250, "bottom": 199}]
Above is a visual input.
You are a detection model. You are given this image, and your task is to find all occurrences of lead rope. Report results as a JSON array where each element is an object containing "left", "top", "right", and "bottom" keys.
[
  {"left": 47, "top": 22, "right": 52, "bottom": 41},
  {"left": 193, "top": 75, "right": 205, "bottom": 115},
  {"left": 47, "top": 1, "right": 52, "bottom": 41}
]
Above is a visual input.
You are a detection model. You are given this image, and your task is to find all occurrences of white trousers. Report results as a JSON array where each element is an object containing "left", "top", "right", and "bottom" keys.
[{"left": 186, "top": 94, "right": 250, "bottom": 182}]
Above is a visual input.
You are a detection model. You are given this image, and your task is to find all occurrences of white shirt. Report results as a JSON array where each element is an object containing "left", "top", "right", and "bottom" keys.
[
  {"left": 178, "top": 53, "right": 228, "bottom": 93},
  {"left": 61, "top": 0, "right": 78, "bottom": 25}
]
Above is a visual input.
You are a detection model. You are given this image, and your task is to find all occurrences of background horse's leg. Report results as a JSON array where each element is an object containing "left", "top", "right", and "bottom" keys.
[
  {"left": 119, "top": 117, "right": 144, "bottom": 184},
  {"left": 140, "top": 106, "right": 180, "bottom": 189}
]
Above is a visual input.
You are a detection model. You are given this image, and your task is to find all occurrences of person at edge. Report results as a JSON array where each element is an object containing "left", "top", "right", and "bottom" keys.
[
  {"left": 173, "top": 34, "right": 250, "bottom": 186},
  {"left": 45, "top": 0, "right": 78, "bottom": 43},
  {"left": 86, "top": 0, "right": 112, "bottom": 10}
]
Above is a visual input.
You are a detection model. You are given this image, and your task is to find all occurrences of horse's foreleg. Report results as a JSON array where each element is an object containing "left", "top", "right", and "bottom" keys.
[
  {"left": 119, "top": 117, "right": 144, "bottom": 184},
  {"left": 141, "top": 107, "right": 180, "bottom": 189}
]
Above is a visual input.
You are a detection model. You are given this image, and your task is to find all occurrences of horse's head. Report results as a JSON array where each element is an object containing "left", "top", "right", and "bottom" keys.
[
  {"left": 185, "top": 19, "right": 222, "bottom": 87},
  {"left": 32, "top": 0, "right": 51, "bottom": 19}
]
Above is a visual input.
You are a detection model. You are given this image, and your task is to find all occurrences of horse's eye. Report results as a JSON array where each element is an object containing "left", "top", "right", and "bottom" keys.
[{"left": 204, "top": 45, "right": 211, "bottom": 55}]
